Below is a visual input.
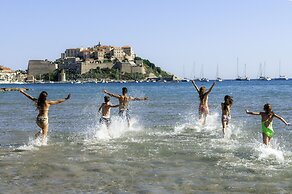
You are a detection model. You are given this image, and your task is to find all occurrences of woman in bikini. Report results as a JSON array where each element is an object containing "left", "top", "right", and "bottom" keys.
[
  {"left": 246, "top": 103, "right": 289, "bottom": 145},
  {"left": 221, "top": 95, "right": 233, "bottom": 136},
  {"left": 19, "top": 89, "right": 70, "bottom": 144},
  {"left": 191, "top": 80, "right": 216, "bottom": 125}
]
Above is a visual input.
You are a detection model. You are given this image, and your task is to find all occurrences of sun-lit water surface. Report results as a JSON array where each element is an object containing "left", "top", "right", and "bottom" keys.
[{"left": 0, "top": 81, "right": 292, "bottom": 193}]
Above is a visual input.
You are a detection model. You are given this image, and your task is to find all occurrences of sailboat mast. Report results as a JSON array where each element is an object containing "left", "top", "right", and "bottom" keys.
[
  {"left": 236, "top": 57, "right": 239, "bottom": 77},
  {"left": 279, "top": 60, "right": 281, "bottom": 76},
  {"left": 200, "top": 64, "right": 204, "bottom": 79},
  {"left": 259, "top": 63, "right": 263, "bottom": 77},
  {"left": 193, "top": 62, "right": 196, "bottom": 79},
  {"left": 264, "top": 61, "right": 266, "bottom": 77}
]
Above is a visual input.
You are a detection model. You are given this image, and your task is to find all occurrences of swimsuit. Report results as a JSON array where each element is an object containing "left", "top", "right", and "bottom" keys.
[
  {"left": 222, "top": 115, "right": 231, "bottom": 123},
  {"left": 119, "top": 109, "right": 130, "bottom": 122},
  {"left": 36, "top": 116, "right": 48, "bottom": 125},
  {"left": 100, "top": 116, "right": 111, "bottom": 127},
  {"left": 199, "top": 104, "right": 209, "bottom": 114},
  {"left": 262, "top": 121, "right": 274, "bottom": 138}
]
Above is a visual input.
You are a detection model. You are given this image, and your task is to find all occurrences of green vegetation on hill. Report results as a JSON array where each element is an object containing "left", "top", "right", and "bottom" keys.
[
  {"left": 80, "top": 58, "right": 172, "bottom": 81},
  {"left": 37, "top": 70, "right": 59, "bottom": 81},
  {"left": 141, "top": 59, "right": 172, "bottom": 79}
]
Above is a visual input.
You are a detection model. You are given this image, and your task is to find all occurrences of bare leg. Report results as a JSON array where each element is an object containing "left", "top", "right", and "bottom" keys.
[
  {"left": 262, "top": 133, "right": 271, "bottom": 145},
  {"left": 222, "top": 121, "right": 227, "bottom": 137},
  {"left": 202, "top": 113, "right": 207, "bottom": 125},
  {"left": 36, "top": 122, "right": 48, "bottom": 145},
  {"left": 42, "top": 124, "right": 48, "bottom": 145},
  {"left": 126, "top": 113, "right": 131, "bottom": 128},
  {"left": 35, "top": 131, "right": 41, "bottom": 138}
]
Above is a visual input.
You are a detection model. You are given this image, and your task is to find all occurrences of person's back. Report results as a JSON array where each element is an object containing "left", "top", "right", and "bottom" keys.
[
  {"left": 103, "top": 87, "right": 148, "bottom": 127},
  {"left": 98, "top": 96, "right": 119, "bottom": 127},
  {"left": 246, "top": 103, "right": 289, "bottom": 145},
  {"left": 221, "top": 102, "right": 230, "bottom": 116},
  {"left": 191, "top": 80, "right": 216, "bottom": 125},
  {"left": 36, "top": 101, "right": 50, "bottom": 118},
  {"left": 19, "top": 89, "right": 70, "bottom": 144},
  {"left": 200, "top": 93, "right": 209, "bottom": 107},
  {"left": 198, "top": 89, "right": 210, "bottom": 116},
  {"left": 221, "top": 95, "right": 233, "bottom": 136},
  {"left": 100, "top": 102, "right": 111, "bottom": 118},
  {"left": 118, "top": 94, "right": 130, "bottom": 111}
]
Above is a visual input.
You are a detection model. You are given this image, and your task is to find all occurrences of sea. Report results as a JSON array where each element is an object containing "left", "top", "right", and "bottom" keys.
[{"left": 0, "top": 80, "right": 291, "bottom": 193}]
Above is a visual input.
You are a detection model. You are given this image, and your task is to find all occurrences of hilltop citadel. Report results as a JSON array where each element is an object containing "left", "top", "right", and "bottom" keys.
[{"left": 1, "top": 42, "right": 174, "bottom": 83}]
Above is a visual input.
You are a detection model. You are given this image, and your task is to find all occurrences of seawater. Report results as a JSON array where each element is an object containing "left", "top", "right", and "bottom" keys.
[{"left": 0, "top": 81, "right": 291, "bottom": 193}]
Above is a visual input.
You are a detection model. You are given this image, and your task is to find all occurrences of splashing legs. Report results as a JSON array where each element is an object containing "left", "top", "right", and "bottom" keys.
[{"left": 262, "top": 133, "right": 271, "bottom": 145}]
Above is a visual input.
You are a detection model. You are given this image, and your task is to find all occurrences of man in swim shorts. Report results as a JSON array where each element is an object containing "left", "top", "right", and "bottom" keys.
[{"left": 103, "top": 87, "right": 148, "bottom": 127}]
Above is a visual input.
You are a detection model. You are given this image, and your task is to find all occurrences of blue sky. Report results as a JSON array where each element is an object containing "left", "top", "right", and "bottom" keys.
[{"left": 0, "top": 0, "right": 292, "bottom": 79}]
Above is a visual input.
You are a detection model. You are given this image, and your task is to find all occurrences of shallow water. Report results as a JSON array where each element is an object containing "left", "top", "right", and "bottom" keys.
[{"left": 0, "top": 81, "right": 292, "bottom": 193}]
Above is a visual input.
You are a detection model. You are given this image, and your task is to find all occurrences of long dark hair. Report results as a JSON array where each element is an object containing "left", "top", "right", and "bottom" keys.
[
  {"left": 37, "top": 91, "right": 48, "bottom": 108},
  {"left": 224, "top": 95, "right": 233, "bottom": 106},
  {"left": 223, "top": 95, "right": 233, "bottom": 110}
]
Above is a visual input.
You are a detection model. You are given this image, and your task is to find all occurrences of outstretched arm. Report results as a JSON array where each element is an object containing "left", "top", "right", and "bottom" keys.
[
  {"left": 129, "top": 96, "right": 148, "bottom": 101},
  {"left": 246, "top": 109, "right": 261, "bottom": 115},
  {"left": 103, "top": 90, "right": 120, "bottom": 99},
  {"left": 19, "top": 89, "right": 37, "bottom": 102},
  {"left": 110, "top": 104, "right": 120, "bottom": 108},
  {"left": 48, "top": 94, "right": 70, "bottom": 105},
  {"left": 274, "top": 113, "right": 290, "bottom": 126},
  {"left": 191, "top": 80, "right": 200, "bottom": 93},
  {"left": 206, "top": 82, "right": 216, "bottom": 95}
]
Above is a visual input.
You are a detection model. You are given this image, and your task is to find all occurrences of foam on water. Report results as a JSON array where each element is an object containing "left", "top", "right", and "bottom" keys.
[
  {"left": 174, "top": 112, "right": 220, "bottom": 134},
  {"left": 171, "top": 110, "right": 291, "bottom": 172},
  {"left": 15, "top": 136, "right": 48, "bottom": 151},
  {"left": 84, "top": 116, "right": 144, "bottom": 144},
  {"left": 255, "top": 140, "right": 285, "bottom": 162}
]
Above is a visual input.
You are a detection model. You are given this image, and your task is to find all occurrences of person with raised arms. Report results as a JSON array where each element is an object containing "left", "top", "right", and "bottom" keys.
[
  {"left": 19, "top": 89, "right": 70, "bottom": 144},
  {"left": 191, "top": 80, "right": 216, "bottom": 125}
]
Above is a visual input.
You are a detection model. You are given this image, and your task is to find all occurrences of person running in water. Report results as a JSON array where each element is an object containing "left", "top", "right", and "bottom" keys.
[
  {"left": 191, "top": 80, "right": 216, "bottom": 125},
  {"left": 221, "top": 95, "right": 233, "bottom": 137},
  {"left": 246, "top": 103, "right": 289, "bottom": 145},
  {"left": 103, "top": 87, "right": 148, "bottom": 127},
  {"left": 19, "top": 89, "right": 70, "bottom": 144},
  {"left": 98, "top": 96, "right": 119, "bottom": 128}
]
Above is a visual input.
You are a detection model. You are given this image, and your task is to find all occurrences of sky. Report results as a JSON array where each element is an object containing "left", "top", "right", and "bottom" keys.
[{"left": 0, "top": 0, "right": 292, "bottom": 79}]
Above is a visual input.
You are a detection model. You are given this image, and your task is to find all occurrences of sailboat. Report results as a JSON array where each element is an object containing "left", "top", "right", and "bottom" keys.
[
  {"left": 240, "top": 64, "right": 250, "bottom": 81},
  {"left": 258, "top": 63, "right": 271, "bottom": 81},
  {"left": 274, "top": 61, "right": 288, "bottom": 80},
  {"left": 200, "top": 64, "right": 209, "bottom": 82},
  {"left": 192, "top": 62, "right": 201, "bottom": 81},
  {"left": 235, "top": 58, "right": 250, "bottom": 81},
  {"left": 216, "top": 64, "right": 223, "bottom": 82}
]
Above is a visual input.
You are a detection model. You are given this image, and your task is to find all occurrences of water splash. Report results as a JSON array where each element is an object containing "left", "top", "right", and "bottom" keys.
[
  {"left": 15, "top": 136, "right": 48, "bottom": 151},
  {"left": 255, "top": 140, "right": 285, "bottom": 162},
  {"left": 84, "top": 116, "right": 144, "bottom": 143},
  {"left": 174, "top": 112, "right": 221, "bottom": 134}
]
